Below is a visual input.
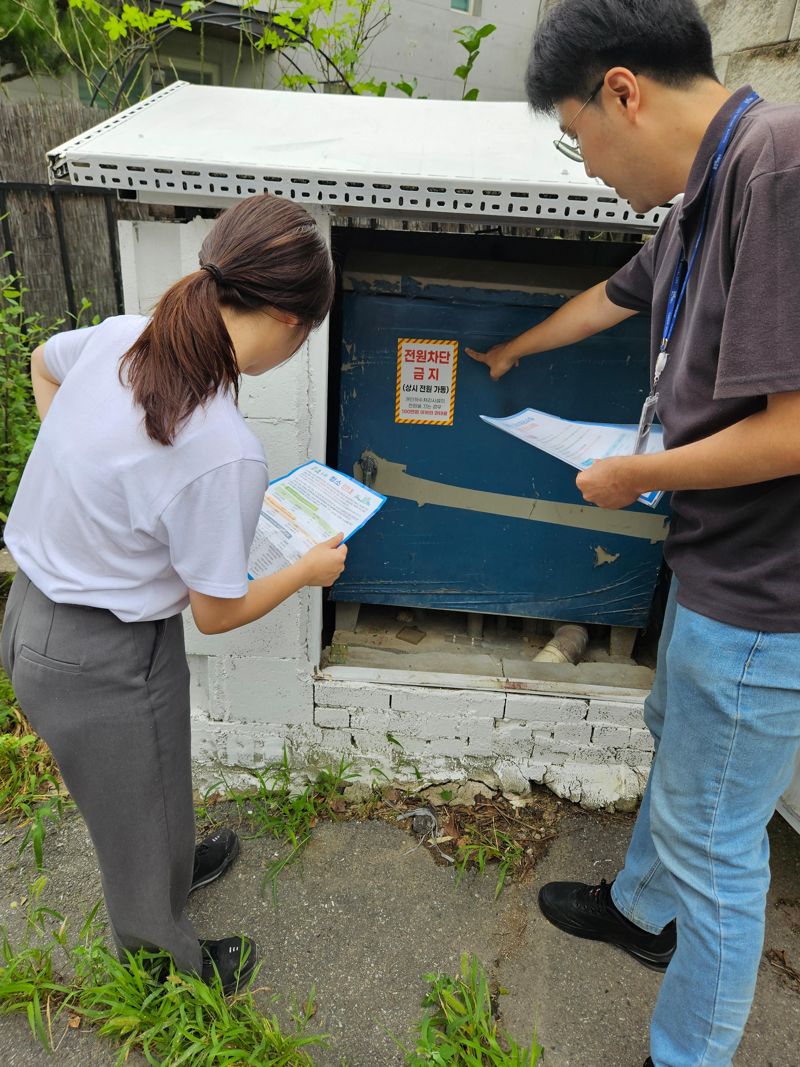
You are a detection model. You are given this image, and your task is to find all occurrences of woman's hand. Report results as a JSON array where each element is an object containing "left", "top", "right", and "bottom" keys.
[{"left": 300, "top": 534, "right": 348, "bottom": 587}]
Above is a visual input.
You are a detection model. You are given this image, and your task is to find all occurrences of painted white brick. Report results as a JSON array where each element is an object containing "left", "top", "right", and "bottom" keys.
[
  {"left": 348, "top": 706, "right": 494, "bottom": 744},
  {"left": 465, "top": 717, "right": 496, "bottom": 756},
  {"left": 527, "top": 721, "right": 592, "bottom": 744},
  {"left": 247, "top": 417, "right": 308, "bottom": 482},
  {"left": 533, "top": 740, "right": 620, "bottom": 766},
  {"left": 615, "top": 746, "right": 653, "bottom": 769},
  {"left": 183, "top": 598, "right": 304, "bottom": 660},
  {"left": 505, "top": 694, "right": 588, "bottom": 722},
  {"left": 315, "top": 681, "right": 392, "bottom": 712},
  {"left": 564, "top": 743, "right": 619, "bottom": 766},
  {"left": 530, "top": 741, "right": 568, "bottom": 765},
  {"left": 314, "top": 706, "right": 351, "bottom": 729},
  {"left": 591, "top": 723, "right": 632, "bottom": 748},
  {"left": 491, "top": 720, "right": 536, "bottom": 758},
  {"left": 191, "top": 718, "right": 287, "bottom": 768},
  {"left": 188, "top": 655, "right": 230, "bottom": 721},
  {"left": 587, "top": 700, "right": 645, "bottom": 729},
  {"left": 226, "top": 729, "right": 287, "bottom": 768},
  {"left": 224, "top": 657, "right": 313, "bottom": 726},
  {"left": 239, "top": 358, "right": 303, "bottom": 419},
  {"left": 628, "top": 727, "right": 655, "bottom": 752},
  {"left": 546, "top": 763, "right": 647, "bottom": 809},
  {"left": 551, "top": 722, "right": 593, "bottom": 745},
  {"left": 187, "top": 655, "right": 210, "bottom": 718},
  {"left": 394, "top": 734, "right": 471, "bottom": 759},
  {"left": 390, "top": 686, "right": 505, "bottom": 719},
  {"left": 493, "top": 759, "right": 550, "bottom": 792}
]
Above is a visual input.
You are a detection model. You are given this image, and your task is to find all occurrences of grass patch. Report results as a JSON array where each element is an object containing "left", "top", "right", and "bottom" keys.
[
  {"left": 455, "top": 826, "right": 526, "bottom": 900},
  {"left": 402, "top": 953, "right": 542, "bottom": 1066},
  {"left": 198, "top": 750, "right": 357, "bottom": 902},
  {"left": 0, "top": 881, "right": 325, "bottom": 1065},
  {"left": 0, "top": 668, "right": 69, "bottom": 868}
]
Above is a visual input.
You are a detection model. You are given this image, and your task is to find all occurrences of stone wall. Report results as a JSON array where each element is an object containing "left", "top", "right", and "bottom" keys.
[
  {"left": 538, "top": 0, "right": 800, "bottom": 104},
  {"left": 701, "top": 0, "right": 800, "bottom": 102}
]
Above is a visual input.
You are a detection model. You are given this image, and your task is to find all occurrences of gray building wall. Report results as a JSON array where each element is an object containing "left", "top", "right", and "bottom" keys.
[
  {"left": 700, "top": 0, "right": 800, "bottom": 102},
  {"left": 357, "top": 0, "right": 543, "bottom": 100},
  {"left": 538, "top": 0, "right": 800, "bottom": 104}
]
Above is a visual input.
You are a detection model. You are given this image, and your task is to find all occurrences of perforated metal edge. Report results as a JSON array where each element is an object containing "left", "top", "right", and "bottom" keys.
[
  {"left": 47, "top": 81, "right": 666, "bottom": 231},
  {"left": 47, "top": 82, "right": 188, "bottom": 180},
  {"left": 55, "top": 157, "right": 667, "bottom": 230}
]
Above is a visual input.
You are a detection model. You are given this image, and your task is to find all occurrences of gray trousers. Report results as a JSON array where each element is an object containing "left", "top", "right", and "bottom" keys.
[{"left": 0, "top": 571, "right": 202, "bottom": 973}]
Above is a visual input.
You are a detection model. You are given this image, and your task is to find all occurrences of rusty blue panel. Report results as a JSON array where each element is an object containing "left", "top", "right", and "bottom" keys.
[{"left": 333, "top": 280, "right": 669, "bottom": 627}]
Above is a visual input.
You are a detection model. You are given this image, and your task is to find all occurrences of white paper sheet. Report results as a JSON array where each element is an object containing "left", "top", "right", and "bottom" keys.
[
  {"left": 247, "top": 460, "right": 386, "bottom": 579},
  {"left": 480, "top": 409, "right": 664, "bottom": 508}
]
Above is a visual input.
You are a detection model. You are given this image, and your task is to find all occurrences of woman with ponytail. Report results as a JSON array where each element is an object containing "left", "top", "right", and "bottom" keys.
[{"left": 1, "top": 194, "right": 345, "bottom": 993}]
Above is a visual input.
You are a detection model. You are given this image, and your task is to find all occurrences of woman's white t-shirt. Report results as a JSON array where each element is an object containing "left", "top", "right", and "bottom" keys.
[{"left": 5, "top": 315, "right": 269, "bottom": 623}]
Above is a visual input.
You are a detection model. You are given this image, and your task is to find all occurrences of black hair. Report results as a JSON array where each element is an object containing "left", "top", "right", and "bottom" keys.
[{"left": 526, "top": 0, "right": 717, "bottom": 114}]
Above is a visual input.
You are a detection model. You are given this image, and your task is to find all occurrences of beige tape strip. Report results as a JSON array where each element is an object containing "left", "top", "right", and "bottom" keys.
[{"left": 357, "top": 452, "right": 668, "bottom": 544}]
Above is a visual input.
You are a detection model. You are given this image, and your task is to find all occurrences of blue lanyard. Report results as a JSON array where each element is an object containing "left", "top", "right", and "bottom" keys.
[{"left": 654, "top": 91, "right": 760, "bottom": 384}]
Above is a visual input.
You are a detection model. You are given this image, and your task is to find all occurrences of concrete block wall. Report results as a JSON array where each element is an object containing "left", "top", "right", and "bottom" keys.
[
  {"left": 190, "top": 679, "right": 652, "bottom": 809},
  {"left": 302, "top": 681, "right": 652, "bottom": 809},
  {"left": 538, "top": 0, "right": 800, "bottom": 105},
  {"left": 119, "top": 215, "right": 325, "bottom": 746},
  {"left": 119, "top": 212, "right": 655, "bottom": 812},
  {"left": 701, "top": 0, "right": 800, "bottom": 101}
]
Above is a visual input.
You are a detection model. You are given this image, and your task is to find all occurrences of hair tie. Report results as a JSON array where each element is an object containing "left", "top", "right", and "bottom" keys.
[{"left": 201, "top": 262, "right": 225, "bottom": 285}]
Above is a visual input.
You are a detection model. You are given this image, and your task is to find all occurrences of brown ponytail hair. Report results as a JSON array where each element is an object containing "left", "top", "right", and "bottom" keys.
[{"left": 120, "top": 194, "right": 335, "bottom": 445}]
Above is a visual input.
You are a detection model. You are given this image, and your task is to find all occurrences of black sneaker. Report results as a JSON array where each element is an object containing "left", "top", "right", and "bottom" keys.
[
  {"left": 200, "top": 936, "right": 258, "bottom": 996},
  {"left": 537, "top": 878, "right": 676, "bottom": 971},
  {"left": 191, "top": 828, "right": 240, "bottom": 892},
  {"left": 644, "top": 1059, "right": 655, "bottom": 1066}
]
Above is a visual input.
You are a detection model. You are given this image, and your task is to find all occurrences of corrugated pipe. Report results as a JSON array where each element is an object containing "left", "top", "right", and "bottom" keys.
[{"left": 533, "top": 624, "right": 589, "bottom": 665}]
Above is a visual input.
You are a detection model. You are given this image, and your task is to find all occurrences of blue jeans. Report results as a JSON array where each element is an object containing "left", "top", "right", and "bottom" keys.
[{"left": 611, "top": 580, "right": 800, "bottom": 1067}]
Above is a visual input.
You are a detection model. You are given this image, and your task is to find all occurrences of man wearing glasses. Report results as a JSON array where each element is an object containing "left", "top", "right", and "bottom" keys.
[{"left": 467, "top": 2, "right": 800, "bottom": 1065}]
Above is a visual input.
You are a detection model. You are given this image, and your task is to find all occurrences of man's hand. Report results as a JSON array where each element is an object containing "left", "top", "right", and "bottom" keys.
[
  {"left": 465, "top": 343, "right": 519, "bottom": 381},
  {"left": 576, "top": 456, "right": 643, "bottom": 509}
]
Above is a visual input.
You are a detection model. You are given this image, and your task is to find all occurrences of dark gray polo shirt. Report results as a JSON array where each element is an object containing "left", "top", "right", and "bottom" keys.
[{"left": 606, "top": 85, "right": 800, "bottom": 632}]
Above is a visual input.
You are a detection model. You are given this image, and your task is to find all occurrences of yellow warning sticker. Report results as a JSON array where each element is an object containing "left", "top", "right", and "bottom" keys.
[{"left": 395, "top": 338, "right": 458, "bottom": 425}]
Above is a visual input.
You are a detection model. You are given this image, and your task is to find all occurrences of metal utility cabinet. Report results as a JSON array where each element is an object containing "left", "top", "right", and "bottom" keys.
[{"left": 44, "top": 83, "right": 733, "bottom": 814}]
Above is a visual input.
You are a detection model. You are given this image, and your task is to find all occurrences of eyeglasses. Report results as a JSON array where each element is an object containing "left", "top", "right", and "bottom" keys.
[{"left": 553, "top": 78, "right": 606, "bottom": 162}]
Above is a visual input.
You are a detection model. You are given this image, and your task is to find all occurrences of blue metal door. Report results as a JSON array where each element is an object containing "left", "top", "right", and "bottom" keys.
[{"left": 334, "top": 279, "right": 669, "bottom": 627}]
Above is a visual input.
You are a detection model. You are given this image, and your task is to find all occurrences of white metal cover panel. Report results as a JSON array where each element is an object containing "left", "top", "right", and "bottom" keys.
[{"left": 48, "top": 82, "right": 668, "bottom": 231}]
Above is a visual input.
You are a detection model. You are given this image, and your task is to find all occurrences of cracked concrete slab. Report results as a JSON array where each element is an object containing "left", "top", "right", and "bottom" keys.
[{"left": 2, "top": 806, "right": 799, "bottom": 1066}]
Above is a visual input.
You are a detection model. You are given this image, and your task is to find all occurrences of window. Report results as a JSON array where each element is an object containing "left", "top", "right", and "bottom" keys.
[
  {"left": 450, "top": 0, "right": 482, "bottom": 14},
  {"left": 144, "top": 57, "right": 222, "bottom": 94}
]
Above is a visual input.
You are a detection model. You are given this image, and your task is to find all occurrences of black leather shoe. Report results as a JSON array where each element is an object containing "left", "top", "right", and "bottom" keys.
[
  {"left": 191, "top": 828, "right": 240, "bottom": 892},
  {"left": 200, "top": 936, "right": 258, "bottom": 995},
  {"left": 538, "top": 878, "right": 676, "bottom": 971}
]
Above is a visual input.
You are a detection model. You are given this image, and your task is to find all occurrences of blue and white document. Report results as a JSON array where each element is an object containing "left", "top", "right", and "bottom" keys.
[
  {"left": 480, "top": 408, "right": 664, "bottom": 508},
  {"left": 248, "top": 460, "right": 386, "bottom": 578}
]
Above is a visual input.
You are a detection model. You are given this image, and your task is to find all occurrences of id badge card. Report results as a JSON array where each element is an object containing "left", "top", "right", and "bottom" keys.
[{"left": 633, "top": 392, "right": 659, "bottom": 455}]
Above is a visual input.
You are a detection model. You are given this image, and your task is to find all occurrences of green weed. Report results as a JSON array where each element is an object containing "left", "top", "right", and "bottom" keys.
[
  {"left": 0, "top": 883, "right": 326, "bottom": 1066},
  {"left": 0, "top": 669, "right": 69, "bottom": 869},
  {"left": 201, "top": 749, "right": 356, "bottom": 902},
  {"left": 0, "top": 273, "right": 53, "bottom": 523},
  {"left": 455, "top": 826, "right": 526, "bottom": 900},
  {"left": 402, "top": 953, "right": 541, "bottom": 1066}
]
